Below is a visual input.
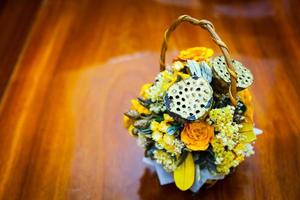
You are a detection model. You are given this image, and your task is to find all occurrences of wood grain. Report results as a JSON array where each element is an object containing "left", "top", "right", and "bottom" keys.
[{"left": 0, "top": 0, "right": 299, "bottom": 199}]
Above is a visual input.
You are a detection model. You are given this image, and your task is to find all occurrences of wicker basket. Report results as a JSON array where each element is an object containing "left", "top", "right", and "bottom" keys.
[
  {"left": 160, "top": 15, "right": 238, "bottom": 106},
  {"left": 159, "top": 15, "right": 240, "bottom": 188},
  {"left": 125, "top": 15, "right": 258, "bottom": 192}
]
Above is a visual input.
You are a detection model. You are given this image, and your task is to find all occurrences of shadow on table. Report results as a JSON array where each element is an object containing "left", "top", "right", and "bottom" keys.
[{"left": 137, "top": 166, "right": 252, "bottom": 200}]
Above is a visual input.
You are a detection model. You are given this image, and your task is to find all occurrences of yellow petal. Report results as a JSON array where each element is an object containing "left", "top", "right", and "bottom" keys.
[
  {"left": 176, "top": 72, "right": 190, "bottom": 80},
  {"left": 163, "top": 134, "right": 174, "bottom": 145},
  {"left": 123, "top": 115, "right": 133, "bottom": 129},
  {"left": 163, "top": 113, "right": 174, "bottom": 123},
  {"left": 173, "top": 61, "right": 185, "bottom": 71},
  {"left": 140, "top": 83, "right": 152, "bottom": 99},
  {"left": 130, "top": 99, "right": 151, "bottom": 115},
  {"left": 128, "top": 125, "right": 135, "bottom": 136},
  {"left": 187, "top": 143, "right": 209, "bottom": 151},
  {"left": 159, "top": 121, "right": 169, "bottom": 133},
  {"left": 174, "top": 152, "right": 195, "bottom": 191},
  {"left": 150, "top": 121, "right": 160, "bottom": 132},
  {"left": 238, "top": 89, "right": 254, "bottom": 123},
  {"left": 152, "top": 131, "right": 163, "bottom": 141},
  {"left": 240, "top": 123, "right": 256, "bottom": 143}
]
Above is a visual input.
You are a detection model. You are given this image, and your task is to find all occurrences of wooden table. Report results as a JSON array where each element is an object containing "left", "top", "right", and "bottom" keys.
[{"left": 0, "top": 0, "right": 299, "bottom": 199}]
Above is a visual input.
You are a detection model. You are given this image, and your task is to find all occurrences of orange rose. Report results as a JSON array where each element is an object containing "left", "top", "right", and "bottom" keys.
[{"left": 181, "top": 122, "right": 214, "bottom": 151}]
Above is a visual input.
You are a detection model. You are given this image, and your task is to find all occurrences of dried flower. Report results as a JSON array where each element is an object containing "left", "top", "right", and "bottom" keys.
[
  {"left": 140, "top": 83, "right": 152, "bottom": 99},
  {"left": 175, "top": 47, "right": 214, "bottom": 62},
  {"left": 131, "top": 99, "right": 151, "bottom": 115},
  {"left": 123, "top": 115, "right": 134, "bottom": 129},
  {"left": 181, "top": 121, "right": 214, "bottom": 151},
  {"left": 153, "top": 150, "right": 177, "bottom": 172},
  {"left": 238, "top": 89, "right": 254, "bottom": 123}
]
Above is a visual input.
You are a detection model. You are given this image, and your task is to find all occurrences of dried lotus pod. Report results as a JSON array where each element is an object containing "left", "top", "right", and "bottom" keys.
[
  {"left": 212, "top": 56, "right": 253, "bottom": 91},
  {"left": 164, "top": 77, "right": 213, "bottom": 121}
]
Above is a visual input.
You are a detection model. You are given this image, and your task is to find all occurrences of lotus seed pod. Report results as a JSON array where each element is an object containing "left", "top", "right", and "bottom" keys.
[
  {"left": 164, "top": 77, "right": 213, "bottom": 121},
  {"left": 212, "top": 56, "right": 253, "bottom": 91}
]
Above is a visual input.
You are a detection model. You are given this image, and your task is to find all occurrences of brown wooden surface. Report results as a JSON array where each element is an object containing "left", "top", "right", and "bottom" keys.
[{"left": 0, "top": 0, "right": 299, "bottom": 199}]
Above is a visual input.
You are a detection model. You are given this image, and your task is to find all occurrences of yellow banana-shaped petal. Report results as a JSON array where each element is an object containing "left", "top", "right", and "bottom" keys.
[{"left": 174, "top": 152, "right": 195, "bottom": 191}]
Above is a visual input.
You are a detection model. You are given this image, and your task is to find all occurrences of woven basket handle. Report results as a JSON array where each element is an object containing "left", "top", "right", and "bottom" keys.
[{"left": 160, "top": 15, "right": 237, "bottom": 105}]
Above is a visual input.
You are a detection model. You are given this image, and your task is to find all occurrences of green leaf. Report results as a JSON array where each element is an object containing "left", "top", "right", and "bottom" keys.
[
  {"left": 154, "top": 115, "right": 164, "bottom": 122},
  {"left": 138, "top": 127, "right": 152, "bottom": 134},
  {"left": 175, "top": 150, "right": 188, "bottom": 167},
  {"left": 137, "top": 98, "right": 152, "bottom": 107}
]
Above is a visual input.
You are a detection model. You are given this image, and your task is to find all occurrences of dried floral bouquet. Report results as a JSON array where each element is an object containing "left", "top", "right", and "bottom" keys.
[{"left": 123, "top": 15, "right": 262, "bottom": 192}]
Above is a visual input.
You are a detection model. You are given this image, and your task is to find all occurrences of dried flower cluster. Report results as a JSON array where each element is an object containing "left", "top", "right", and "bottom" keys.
[{"left": 124, "top": 47, "right": 258, "bottom": 191}]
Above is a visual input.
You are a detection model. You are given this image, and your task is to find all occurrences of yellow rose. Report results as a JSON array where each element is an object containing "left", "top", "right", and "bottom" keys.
[
  {"left": 238, "top": 89, "right": 254, "bottom": 123},
  {"left": 181, "top": 121, "right": 214, "bottom": 151}
]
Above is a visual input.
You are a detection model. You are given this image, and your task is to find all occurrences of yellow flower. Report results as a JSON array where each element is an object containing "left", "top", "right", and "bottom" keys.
[
  {"left": 239, "top": 123, "right": 256, "bottom": 143},
  {"left": 153, "top": 150, "right": 177, "bottom": 172},
  {"left": 233, "top": 143, "right": 246, "bottom": 155},
  {"left": 235, "top": 154, "right": 245, "bottom": 163},
  {"left": 152, "top": 131, "right": 163, "bottom": 142},
  {"left": 147, "top": 70, "right": 190, "bottom": 101},
  {"left": 172, "top": 61, "right": 185, "bottom": 71},
  {"left": 151, "top": 114, "right": 173, "bottom": 133},
  {"left": 131, "top": 99, "right": 151, "bottom": 115},
  {"left": 175, "top": 71, "right": 190, "bottom": 80},
  {"left": 123, "top": 115, "right": 134, "bottom": 129},
  {"left": 163, "top": 114, "right": 174, "bottom": 123},
  {"left": 161, "top": 71, "right": 190, "bottom": 92},
  {"left": 128, "top": 125, "right": 135, "bottom": 136},
  {"left": 140, "top": 83, "right": 152, "bottom": 99},
  {"left": 211, "top": 138, "right": 224, "bottom": 154},
  {"left": 161, "top": 71, "right": 177, "bottom": 91},
  {"left": 159, "top": 121, "right": 169, "bottom": 133},
  {"left": 163, "top": 134, "right": 175, "bottom": 146},
  {"left": 160, "top": 134, "right": 179, "bottom": 156},
  {"left": 150, "top": 121, "right": 160, "bottom": 132},
  {"left": 181, "top": 121, "right": 214, "bottom": 151},
  {"left": 238, "top": 89, "right": 254, "bottom": 123},
  {"left": 216, "top": 151, "right": 235, "bottom": 174},
  {"left": 175, "top": 47, "right": 214, "bottom": 62}
]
